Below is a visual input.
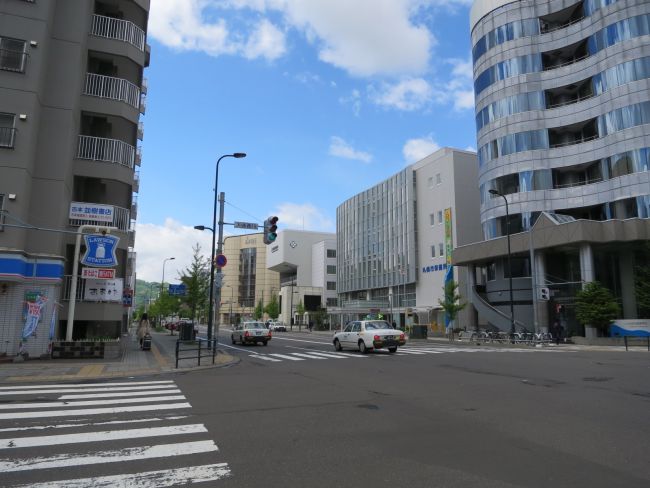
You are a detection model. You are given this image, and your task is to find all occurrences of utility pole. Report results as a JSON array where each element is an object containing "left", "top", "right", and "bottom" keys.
[{"left": 214, "top": 191, "right": 226, "bottom": 346}]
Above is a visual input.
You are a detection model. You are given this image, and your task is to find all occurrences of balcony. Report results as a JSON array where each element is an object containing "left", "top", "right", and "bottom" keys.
[
  {"left": 0, "top": 47, "right": 27, "bottom": 73},
  {"left": 90, "top": 14, "right": 146, "bottom": 51},
  {"left": 77, "top": 135, "right": 135, "bottom": 169},
  {"left": 141, "top": 77, "right": 148, "bottom": 94},
  {"left": 69, "top": 201, "right": 131, "bottom": 231},
  {"left": 131, "top": 195, "right": 138, "bottom": 220},
  {"left": 135, "top": 147, "right": 142, "bottom": 166},
  {"left": 139, "top": 95, "right": 147, "bottom": 115},
  {"left": 137, "top": 121, "right": 144, "bottom": 140},
  {"left": 0, "top": 127, "right": 17, "bottom": 148},
  {"left": 83, "top": 73, "right": 141, "bottom": 109},
  {"left": 133, "top": 170, "right": 140, "bottom": 193}
]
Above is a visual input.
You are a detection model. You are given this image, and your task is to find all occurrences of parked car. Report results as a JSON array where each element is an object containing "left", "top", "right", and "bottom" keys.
[
  {"left": 333, "top": 320, "right": 406, "bottom": 353},
  {"left": 232, "top": 321, "right": 272, "bottom": 346},
  {"left": 269, "top": 321, "right": 286, "bottom": 332}
]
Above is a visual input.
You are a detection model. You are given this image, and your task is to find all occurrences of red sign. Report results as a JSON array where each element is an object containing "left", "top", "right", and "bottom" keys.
[{"left": 81, "top": 267, "right": 116, "bottom": 279}]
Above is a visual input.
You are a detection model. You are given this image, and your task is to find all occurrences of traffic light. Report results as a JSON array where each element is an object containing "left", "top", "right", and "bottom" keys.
[
  {"left": 539, "top": 287, "right": 550, "bottom": 301},
  {"left": 263, "top": 216, "right": 279, "bottom": 245}
]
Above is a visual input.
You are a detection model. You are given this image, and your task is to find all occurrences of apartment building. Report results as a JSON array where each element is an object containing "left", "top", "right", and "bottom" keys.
[{"left": 0, "top": 0, "right": 149, "bottom": 356}]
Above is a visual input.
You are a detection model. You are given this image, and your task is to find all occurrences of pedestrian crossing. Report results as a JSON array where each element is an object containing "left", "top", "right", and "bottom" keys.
[
  {"left": 0, "top": 379, "right": 230, "bottom": 487},
  {"left": 247, "top": 344, "right": 542, "bottom": 363}
]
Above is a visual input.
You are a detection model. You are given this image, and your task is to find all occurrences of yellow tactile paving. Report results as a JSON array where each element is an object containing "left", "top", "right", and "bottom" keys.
[{"left": 76, "top": 364, "right": 106, "bottom": 377}]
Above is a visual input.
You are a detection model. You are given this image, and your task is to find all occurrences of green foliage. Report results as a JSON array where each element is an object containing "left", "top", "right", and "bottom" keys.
[
  {"left": 312, "top": 308, "right": 328, "bottom": 329},
  {"left": 254, "top": 299, "right": 264, "bottom": 320},
  {"left": 264, "top": 294, "right": 280, "bottom": 319},
  {"left": 295, "top": 300, "right": 305, "bottom": 316},
  {"left": 635, "top": 251, "right": 650, "bottom": 319},
  {"left": 437, "top": 280, "right": 466, "bottom": 323},
  {"left": 574, "top": 281, "right": 620, "bottom": 334},
  {"left": 178, "top": 243, "right": 210, "bottom": 322}
]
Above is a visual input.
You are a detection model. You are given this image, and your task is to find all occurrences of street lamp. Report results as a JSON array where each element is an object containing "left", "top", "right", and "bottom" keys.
[
  {"left": 160, "top": 257, "right": 175, "bottom": 328},
  {"left": 489, "top": 189, "right": 515, "bottom": 338},
  {"left": 206, "top": 153, "right": 246, "bottom": 345}
]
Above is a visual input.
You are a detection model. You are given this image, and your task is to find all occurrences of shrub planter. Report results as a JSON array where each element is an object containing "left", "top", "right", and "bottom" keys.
[{"left": 51, "top": 339, "right": 121, "bottom": 359}]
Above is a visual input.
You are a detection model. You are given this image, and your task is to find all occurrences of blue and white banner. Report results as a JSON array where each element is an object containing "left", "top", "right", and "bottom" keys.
[
  {"left": 81, "top": 234, "right": 119, "bottom": 267},
  {"left": 610, "top": 319, "right": 650, "bottom": 337}
]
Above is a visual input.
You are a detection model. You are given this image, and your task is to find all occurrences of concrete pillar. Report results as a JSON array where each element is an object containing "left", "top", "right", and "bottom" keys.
[
  {"left": 579, "top": 244, "right": 595, "bottom": 286},
  {"left": 535, "top": 252, "right": 549, "bottom": 332},
  {"left": 620, "top": 252, "right": 637, "bottom": 319}
]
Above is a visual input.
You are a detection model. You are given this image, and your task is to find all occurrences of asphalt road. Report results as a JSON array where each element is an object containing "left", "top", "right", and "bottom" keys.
[{"left": 2, "top": 330, "right": 649, "bottom": 487}]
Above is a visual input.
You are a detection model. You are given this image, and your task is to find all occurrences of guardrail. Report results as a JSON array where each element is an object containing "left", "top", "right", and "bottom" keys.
[
  {"left": 623, "top": 336, "right": 650, "bottom": 351},
  {"left": 175, "top": 338, "right": 218, "bottom": 368}
]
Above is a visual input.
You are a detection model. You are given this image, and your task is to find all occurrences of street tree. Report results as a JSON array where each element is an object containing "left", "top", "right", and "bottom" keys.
[
  {"left": 296, "top": 300, "right": 305, "bottom": 323},
  {"left": 438, "top": 280, "right": 466, "bottom": 331},
  {"left": 254, "top": 299, "right": 264, "bottom": 320},
  {"left": 178, "top": 243, "right": 210, "bottom": 323},
  {"left": 264, "top": 294, "right": 279, "bottom": 320},
  {"left": 575, "top": 281, "right": 620, "bottom": 335}
]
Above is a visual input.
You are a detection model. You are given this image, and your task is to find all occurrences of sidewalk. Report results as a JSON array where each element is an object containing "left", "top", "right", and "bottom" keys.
[{"left": 0, "top": 329, "right": 236, "bottom": 384}]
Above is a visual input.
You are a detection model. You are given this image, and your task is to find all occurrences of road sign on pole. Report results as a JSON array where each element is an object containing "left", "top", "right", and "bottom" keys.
[
  {"left": 234, "top": 221, "right": 259, "bottom": 230},
  {"left": 215, "top": 254, "right": 227, "bottom": 267}
]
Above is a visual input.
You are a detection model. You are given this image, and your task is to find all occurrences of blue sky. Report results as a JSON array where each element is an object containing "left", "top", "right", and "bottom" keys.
[{"left": 135, "top": 0, "right": 477, "bottom": 282}]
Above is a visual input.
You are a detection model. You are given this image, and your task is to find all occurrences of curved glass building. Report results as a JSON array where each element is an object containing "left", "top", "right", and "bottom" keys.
[{"left": 453, "top": 0, "right": 650, "bottom": 336}]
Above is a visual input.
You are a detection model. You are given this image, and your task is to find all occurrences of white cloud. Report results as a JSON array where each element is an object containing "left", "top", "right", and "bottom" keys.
[
  {"left": 429, "top": 57, "right": 474, "bottom": 111},
  {"left": 403, "top": 135, "right": 440, "bottom": 163},
  {"left": 329, "top": 136, "right": 372, "bottom": 163},
  {"left": 134, "top": 218, "right": 213, "bottom": 283},
  {"left": 148, "top": 0, "right": 286, "bottom": 60},
  {"left": 339, "top": 89, "right": 362, "bottom": 116},
  {"left": 369, "top": 78, "right": 432, "bottom": 111},
  {"left": 465, "top": 145, "right": 477, "bottom": 152},
  {"left": 275, "top": 202, "right": 335, "bottom": 232}
]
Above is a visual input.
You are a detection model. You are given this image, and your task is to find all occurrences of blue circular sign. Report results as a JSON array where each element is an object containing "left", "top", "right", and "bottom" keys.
[{"left": 215, "top": 254, "right": 227, "bottom": 267}]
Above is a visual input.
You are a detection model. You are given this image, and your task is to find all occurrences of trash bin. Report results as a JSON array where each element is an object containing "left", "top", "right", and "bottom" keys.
[
  {"left": 179, "top": 322, "right": 195, "bottom": 341},
  {"left": 411, "top": 325, "right": 428, "bottom": 339}
]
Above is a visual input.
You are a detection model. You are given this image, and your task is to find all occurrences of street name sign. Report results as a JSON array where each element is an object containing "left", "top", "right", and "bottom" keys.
[
  {"left": 234, "top": 221, "right": 259, "bottom": 230},
  {"left": 168, "top": 284, "right": 187, "bottom": 296}
]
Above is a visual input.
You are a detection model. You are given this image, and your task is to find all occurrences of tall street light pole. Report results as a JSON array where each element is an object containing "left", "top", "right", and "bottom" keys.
[
  {"left": 161, "top": 257, "right": 175, "bottom": 327},
  {"left": 489, "top": 189, "right": 515, "bottom": 338},
  {"left": 207, "top": 153, "right": 246, "bottom": 345}
]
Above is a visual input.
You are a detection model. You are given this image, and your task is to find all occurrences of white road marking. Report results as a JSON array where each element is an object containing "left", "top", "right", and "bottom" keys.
[
  {"left": 0, "top": 424, "right": 207, "bottom": 449},
  {"left": 0, "top": 380, "right": 174, "bottom": 391},
  {"left": 0, "top": 402, "right": 191, "bottom": 420},
  {"left": 249, "top": 355, "right": 281, "bottom": 362},
  {"left": 267, "top": 336, "right": 333, "bottom": 346},
  {"left": 290, "top": 353, "right": 328, "bottom": 360},
  {"left": 58, "top": 389, "right": 181, "bottom": 400},
  {"left": 394, "top": 349, "right": 427, "bottom": 355},
  {"left": 0, "top": 395, "right": 186, "bottom": 410},
  {"left": 12, "top": 463, "right": 232, "bottom": 488},
  {"left": 0, "top": 440, "right": 218, "bottom": 472},
  {"left": 0, "top": 416, "right": 189, "bottom": 433},
  {"left": 0, "top": 385, "right": 184, "bottom": 396},
  {"left": 301, "top": 351, "right": 347, "bottom": 359},
  {"left": 268, "top": 353, "right": 305, "bottom": 361}
]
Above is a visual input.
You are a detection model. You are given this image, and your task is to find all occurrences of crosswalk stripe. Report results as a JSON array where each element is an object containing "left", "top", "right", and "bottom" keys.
[
  {"left": 0, "top": 385, "right": 184, "bottom": 396},
  {"left": 12, "top": 463, "right": 232, "bottom": 488},
  {"left": 0, "top": 440, "right": 219, "bottom": 473},
  {"left": 0, "top": 380, "right": 174, "bottom": 391},
  {"left": 303, "top": 351, "right": 348, "bottom": 359},
  {"left": 0, "top": 395, "right": 186, "bottom": 411},
  {"left": 58, "top": 389, "right": 181, "bottom": 400},
  {"left": 0, "top": 424, "right": 207, "bottom": 449},
  {"left": 395, "top": 349, "right": 427, "bottom": 355},
  {"left": 0, "top": 416, "right": 190, "bottom": 433},
  {"left": 0, "top": 402, "right": 191, "bottom": 420},
  {"left": 250, "top": 355, "right": 282, "bottom": 362},
  {"left": 399, "top": 348, "right": 444, "bottom": 354},
  {"left": 268, "top": 354, "right": 305, "bottom": 361},
  {"left": 291, "top": 353, "right": 328, "bottom": 359}
]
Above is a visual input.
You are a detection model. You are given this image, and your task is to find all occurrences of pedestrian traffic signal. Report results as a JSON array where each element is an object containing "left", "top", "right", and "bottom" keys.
[
  {"left": 263, "top": 216, "right": 279, "bottom": 245},
  {"left": 539, "top": 287, "right": 550, "bottom": 301}
]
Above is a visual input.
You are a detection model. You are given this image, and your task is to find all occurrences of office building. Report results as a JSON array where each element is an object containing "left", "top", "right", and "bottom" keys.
[
  {"left": 454, "top": 0, "right": 650, "bottom": 336},
  {"left": 0, "top": 0, "right": 149, "bottom": 356},
  {"left": 333, "top": 148, "right": 482, "bottom": 330}
]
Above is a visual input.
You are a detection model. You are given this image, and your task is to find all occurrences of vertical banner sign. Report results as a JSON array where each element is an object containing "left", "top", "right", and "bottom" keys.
[
  {"left": 81, "top": 234, "right": 120, "bottom": 267},
  {"left": 48, "top": 305, "right": 58, "bottom": 354},
  {"left": 22, "top": 291, "right": 48, "bottom": 341},
  {"left": 444, "top": 208, "right": 454, "bottom": 327}
]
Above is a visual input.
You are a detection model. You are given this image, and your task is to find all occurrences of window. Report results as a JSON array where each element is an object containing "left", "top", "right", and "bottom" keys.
[
  {"left": 327, "top": 249, "right": 336, "bottom": 258},
  {"left": 487, "top": 262, "right": 496, "bottom": 281},
  {"left": 439, "top": 243, "right": 444, "bottom": 257},
  {"left": 0, "top": 194, "right": 5, "bottom": 231},
  {"left": 0, "top": 113, "right": 16, "bottom": 148},
  {"left": 0, "top": 37, "right": 27, "bottom": 72},
  {"left": 438, "top": 210, "right": 443, "bottom": 224},
  {"left": 431, "top": 245, "right": 436, "bottom": 258},
  {"left": 326, "top": 281, "right": 336, "bottom": 291},
  {"left": 436, "top": 173, "right": 442, "bottom": 185},
  {"left": 326, "top": 265, "right": 336, "bottom": 274},
  {"left": 427, "top": 176, "right": 434, "bottom": 188},
  {"left": 504, "top": 257, "right": 531, "bottom": 278},
  {"left": 430, "top": 213, "right": 435, "bottom": 226},
  {"left": 326, "top": 297, "right": 338, "bottom": 307}
]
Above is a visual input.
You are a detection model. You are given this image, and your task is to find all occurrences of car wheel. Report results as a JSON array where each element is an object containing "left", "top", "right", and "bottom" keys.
[
  {"left": 263, "top": 340, "right": 268, "bottom": 346},
  {"left": 359, "top": 340, "right": 369, "bottom": 354},
  {"left": 334, "top": 339, "right": 342, "bottom": 351},
  {"left": 388, "top": 347, "right": 397, "bottom": 353}
]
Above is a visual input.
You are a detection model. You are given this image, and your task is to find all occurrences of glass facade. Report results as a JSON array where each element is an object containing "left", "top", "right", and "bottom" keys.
[
  {"left": 336, "top": 167, "right": 416, "bottom": 294},
  {"left": 475, "top": 54, "right": 542, "bottom": 96}
]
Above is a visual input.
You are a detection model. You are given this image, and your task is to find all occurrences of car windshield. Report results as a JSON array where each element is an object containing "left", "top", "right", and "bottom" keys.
[
  {"left": 245, "top": 323, "right": 265, "bottom": 329},
  {"left": 364, "top": 321, "right": 393, "bottom": 330}
]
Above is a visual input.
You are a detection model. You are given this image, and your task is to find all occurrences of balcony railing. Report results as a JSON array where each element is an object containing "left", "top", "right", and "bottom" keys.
[
  {"left": 91, "top": 14, "right": 146, "bottom": 51},
  {"left": 84, "top": 73, "right": 141, "bottom": 109},
  {"left": 133, "top": 170, "right": 140, "bottom": 192},
  {"left": 0, "top": 127, "right": 17, "bottom": 148},
  {"left": 139, "top": 95, "right": 147, "bottom": 115},
  {"left": 69, "top": 201, "right": 131, "bottom": 231},
  {"left": 135, "top": 146, "right": 142, "bottom": 166},
  {"left": 549, "top": 133, "right": 599, "bottom": 148},
  {"left": 0, "top": 48, "right": 27, "bottom": 73},
  {"left": 141, "top": 77, "right": 148, "bottom": 94},
  {"left": 77, "top": 135, "right": 135, "bottom": 168},
  {"left": 137, "top": 121, "right": 144, "bottom": 140}
]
